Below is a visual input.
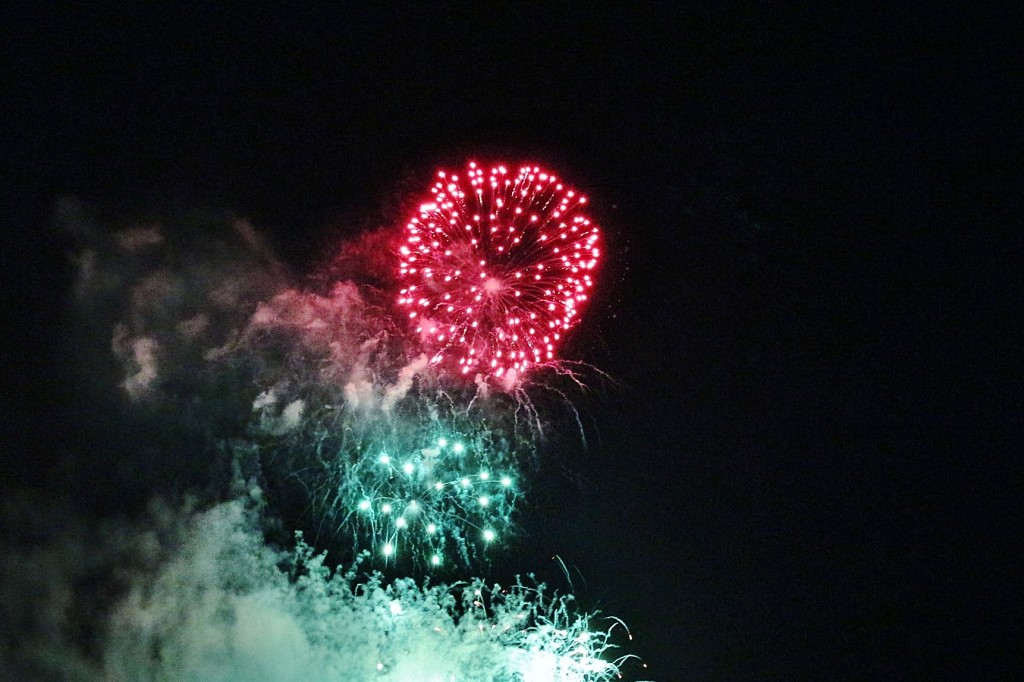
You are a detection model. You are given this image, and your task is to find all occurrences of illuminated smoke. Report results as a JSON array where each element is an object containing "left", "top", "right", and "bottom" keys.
[{"left": 2, "top": 495, "right": 629, "bottom": 681}]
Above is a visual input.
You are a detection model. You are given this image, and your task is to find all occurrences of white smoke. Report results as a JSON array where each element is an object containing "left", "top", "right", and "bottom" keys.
[
  {"left": 382, "top": 354, "right": 430, "bottom": 412},
  {"left": 112, "top": 327, "right": 160, "bottom": 401},
  {"left": 1, "top": 491, "right": 623, "bottom": 681}
]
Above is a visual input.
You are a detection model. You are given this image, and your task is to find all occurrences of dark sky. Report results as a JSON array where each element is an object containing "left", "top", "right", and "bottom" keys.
[{"left": 3, "top": 4, "right": 1020, "bottom": 680}]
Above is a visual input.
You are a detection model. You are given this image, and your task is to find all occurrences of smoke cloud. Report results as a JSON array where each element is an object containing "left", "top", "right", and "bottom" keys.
[{"left": 2, "top": 492, "right": 618, "bottom": 681}]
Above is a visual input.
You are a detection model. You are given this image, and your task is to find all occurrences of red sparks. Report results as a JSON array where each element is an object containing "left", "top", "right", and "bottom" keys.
[{"left": 397, "top": 161, "right": 601, "bottom": 380}]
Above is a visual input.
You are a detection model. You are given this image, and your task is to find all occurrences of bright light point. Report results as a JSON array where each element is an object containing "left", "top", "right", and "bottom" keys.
[
  {"left": 461, "top": 478, "right": 470, "bottom": 487},
  {"left": 381, "top": 503, "right": 392, "bottom": 514},
  {"left": 483, "top": 529, "right": 495, "bottom": 542},
  {"left": 479, "top": 471, "right": 490, "bottom": 480},
  {"left": 437, "top": 438, "right": 448, "bottom": 447},
  {"left": 396, "top": 517, "right": 407, "bottom": 529},
  {"left": 431, "top": 554, "right": 441, "bottom": 565},
  {"left": 379, "top": 454, "right": 391, "bottom": 465},
  {"left": 452, "top": 442, "right": 464, "bottom": 453},
  {"left": 402, "top": 462, "right": 414, "bottom": 474},
  {"left": 479, "top": 496, "right": 489, "bottom": 507},
  {"left": 382, "top": 543, "right": 394, "bottom": 556},
  {"left": 389, "top": 600, "right": 403, "bottom": 616},
  {"left": 427, "top": 523, "right": 437, "bottom": 534},
  {"left": 377, "top": 662, "right": 384, "bottom": 672},
  {"left": 501, "top": 476, "right": 512, "bottom": 487},
  {"left": 434, "top": 481, "right": 444, "bottom": 490},
  {"left": 358, "top": 500, "right": 371, "bottom": 511}
]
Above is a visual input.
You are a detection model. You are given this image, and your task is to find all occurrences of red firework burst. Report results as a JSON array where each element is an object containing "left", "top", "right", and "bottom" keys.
[{"left": 397, "top": 161, "right": 601, "bottom": 380}]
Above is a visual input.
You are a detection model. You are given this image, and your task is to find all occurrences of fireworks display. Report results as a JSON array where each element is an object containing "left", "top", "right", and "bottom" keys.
[
  {"left": 271, "top": 395, "right": 528, "bottom": 571},
  {"left": 341, "top": 434, "right": 517, "bottom": 567},
  {"left": 13, "top": 171, "right": 641, "bottom": 681},
  {"left": 397, "top": 162, "right": 601, "bottom": 382}
]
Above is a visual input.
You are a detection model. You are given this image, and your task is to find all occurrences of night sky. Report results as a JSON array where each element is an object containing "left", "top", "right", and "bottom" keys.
[{"left": 3, "top": 5, "right": 1020, "bottom": 680}]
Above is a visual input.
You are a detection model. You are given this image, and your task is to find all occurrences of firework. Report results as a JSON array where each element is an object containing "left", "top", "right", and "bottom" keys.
[
  {"left": 237, "top": 290, "right": 532, "bottom": 570},
  {"left": 397, "top": 162, "right": 601, "bottom": 382},
  {"left": 329, "top": 424, "right": 521, "bottom": 569}
]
